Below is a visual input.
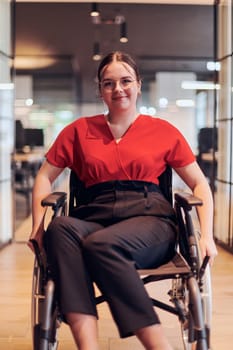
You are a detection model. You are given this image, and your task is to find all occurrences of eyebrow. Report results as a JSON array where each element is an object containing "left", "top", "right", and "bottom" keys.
[{"left": 102, "top": 76, "right": 134, "bottom": 81}]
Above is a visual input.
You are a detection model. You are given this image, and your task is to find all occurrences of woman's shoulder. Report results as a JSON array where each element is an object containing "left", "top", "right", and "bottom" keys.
[
  {"left": 62, "top": 114, "right": 105, "bottom": 131},
  {"left": 73, "top": 114, "right": 104, "bottom": 125},
  {"left": 139, "top": 114, "right": 177, "bottom": 129}
]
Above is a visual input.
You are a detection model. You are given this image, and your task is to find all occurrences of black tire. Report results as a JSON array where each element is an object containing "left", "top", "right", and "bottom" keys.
[
  {"left": 33, "top": 324, "right": 41, "bottom": 350},
  {"left": 32, "top": 258, "right": 59, "bottom": 350},
  {"left": 32, "top": 258, "right": 44, "bottom": 349},
  {"left": 181, "top": 230, "right": 212, "bottom": 350}
]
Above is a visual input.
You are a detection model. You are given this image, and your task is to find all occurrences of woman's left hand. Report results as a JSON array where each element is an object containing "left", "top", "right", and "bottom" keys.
[{"left": 199, "top": 236, "right": 218, "bottom": 266}]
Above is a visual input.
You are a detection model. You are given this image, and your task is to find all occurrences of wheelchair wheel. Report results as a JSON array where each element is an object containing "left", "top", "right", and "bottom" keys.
[
  {"left": 180, "top": 279, "right": 197, "bottom": 350},
  {"left": 180, "top": 230, "right": 212, "bottom": 350},
  {"left": 32, "top": 258, "right": 59, "bottom": 350}
]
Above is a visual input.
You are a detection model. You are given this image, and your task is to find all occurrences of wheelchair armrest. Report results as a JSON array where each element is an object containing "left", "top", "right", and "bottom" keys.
[
  {"left": 41, "top": 191, "right": 67, "bottom": 210},
  {"left": 174, "top": 192, "right": 203, "bottom": 211}
]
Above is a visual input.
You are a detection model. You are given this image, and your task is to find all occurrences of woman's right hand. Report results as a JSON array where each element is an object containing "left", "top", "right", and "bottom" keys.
[
  {"left": 28, "top": 230, "right": 48, "bottom": 271},
  {"left": 28, "top": 160, "right": 64, "bottom": 254},
  {"left": 27, "top": 229, "right": 44, "bottom": 253}
]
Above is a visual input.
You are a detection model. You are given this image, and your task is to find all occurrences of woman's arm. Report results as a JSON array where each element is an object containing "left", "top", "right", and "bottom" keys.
[
  {"left": 28, "top": 160, "right": 64, "bottom": 251},
  {"left": 174, "top": 161, "right": 218, "bottom": 265}
]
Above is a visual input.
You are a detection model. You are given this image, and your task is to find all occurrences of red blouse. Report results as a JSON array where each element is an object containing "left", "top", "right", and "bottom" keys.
[{"left": 46, "top": 114, "right": 195, "bottom": 187}]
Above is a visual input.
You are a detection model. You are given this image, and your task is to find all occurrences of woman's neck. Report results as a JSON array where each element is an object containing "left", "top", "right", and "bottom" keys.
[
  {"left": 104, "top": 109, "right": 139, "bottom": 141},
  {"left": 106, "top": 108, "right": 139, "bottom": 126}
]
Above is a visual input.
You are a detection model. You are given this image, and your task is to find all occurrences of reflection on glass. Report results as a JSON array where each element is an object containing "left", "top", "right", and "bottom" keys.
[
  {"left": 215, "top": 182, "right": 231, "bottom": 245},
  {"left": 218, "top": 0, "right": 232, "bottom": 58}
]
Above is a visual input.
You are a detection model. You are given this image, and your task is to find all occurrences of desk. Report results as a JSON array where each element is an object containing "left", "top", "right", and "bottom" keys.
[
  {"left": 12, "top": 149, "right": 45, "bottom": 163},
  {"left": 13, "top": 153, "right": 43, "bottom": 163},
  {"left": 200, "top": 152, "right": 218, "bottom": 162}
]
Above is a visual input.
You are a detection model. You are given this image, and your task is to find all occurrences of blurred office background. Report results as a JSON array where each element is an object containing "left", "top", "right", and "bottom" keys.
[{"left": 0, "top": 0, "right": 232, "bottom": 256}]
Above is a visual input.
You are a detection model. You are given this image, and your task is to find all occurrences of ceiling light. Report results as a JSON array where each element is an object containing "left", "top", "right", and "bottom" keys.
[
  {"left": 25, "top": 98, "right": 33, "bottom": 106},
  {"left": 181, "top": 81, "right": 220, "bottom": 90},
  {"left": 0, "top": 83, "right": 14, "bottom": 90},
  {"left": 120, "top": 22, "right": 128, "bottom": 43},
  {"left": 206, "top": 61, "right": 221, "bottom": 71},
  {"left": 115, "top": 15, "right": 125, "bottom": 25},
  {"left": 139, "top": 106, "right": 148, "bottom": 114},
  {"left": 90, "top": 3, "right": 100, "bottom": 17},
  {"left": 92, "top": 42, "right": 102, "bottom": 61},
  {"left": 147, "top": 107, "right": 156, "bottom": 115},
  {"left": 176, "top": 99, "right": 195, "bottom": 107},
  {"left": 139, "top": 106, "right": 156, "bottom": 116},
  {"left": 14, "top": 56, "right": 56, "bottom": 70},
  {"left": 159, "top": 97, "right": 168, "bottom": 108}
]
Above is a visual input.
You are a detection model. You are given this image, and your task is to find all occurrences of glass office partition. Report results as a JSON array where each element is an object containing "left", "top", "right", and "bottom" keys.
[
  {"left": 214, "top": 0, "right": 233, "bottom": 251},
  {"left": 0, "top": 0, "right": 14, "bottom": 246}
]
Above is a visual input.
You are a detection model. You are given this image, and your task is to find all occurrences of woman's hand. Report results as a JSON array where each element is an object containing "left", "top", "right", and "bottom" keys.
[
  {"left": 27, "top": 229, "right": 44, "bottom": 253},
  {"left": 174, "top": 162, "right": 218, "bottom": 266},
  {"left": 199, "top": 235, "right": 218, "bottom": 266},
  {"left": 28, "top": 161, "right": 64, "bottom": 254}
]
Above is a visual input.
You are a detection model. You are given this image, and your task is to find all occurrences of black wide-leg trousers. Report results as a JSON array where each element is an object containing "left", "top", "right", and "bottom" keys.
[{"left": 45, "top": 188, "right": 177, "bottom": 338}]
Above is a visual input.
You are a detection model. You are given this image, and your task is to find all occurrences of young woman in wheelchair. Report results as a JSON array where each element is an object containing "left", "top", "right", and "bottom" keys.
[{"left": 28, "top": 51, "right": 217, "bottom": 350}]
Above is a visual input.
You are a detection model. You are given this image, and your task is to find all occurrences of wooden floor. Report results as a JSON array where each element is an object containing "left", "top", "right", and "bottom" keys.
[{"left": 0, "top": 218, "right": 233, "bottom": 349}]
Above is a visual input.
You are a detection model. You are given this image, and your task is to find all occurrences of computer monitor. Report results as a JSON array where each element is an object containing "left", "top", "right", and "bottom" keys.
[
  {"left": 15, "top": 120, "right": 25, "bottom": 151},
  {"left": 24, "top": 128, "right": 44, "bottom": 148},
  {"left": 198, "top": 127, "right": 218, "bottom": 154}
]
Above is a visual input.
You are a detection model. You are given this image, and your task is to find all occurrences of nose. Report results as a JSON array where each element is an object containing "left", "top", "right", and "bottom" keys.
[{"left": 113, "top": 80, "right": 123, "bottom": 91}]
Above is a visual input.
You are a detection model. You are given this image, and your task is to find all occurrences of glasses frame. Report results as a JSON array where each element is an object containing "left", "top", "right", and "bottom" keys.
[{"left": 100, "top": 77, "right": 136, "bottom": 92}]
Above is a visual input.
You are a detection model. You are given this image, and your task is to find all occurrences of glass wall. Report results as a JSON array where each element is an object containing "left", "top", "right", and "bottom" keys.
[
  {"left": 0, "top": 0, "right": 14, "bottom": 246},
  {"left": 214, "top": 0, "right": 233, "bottom": 251}
]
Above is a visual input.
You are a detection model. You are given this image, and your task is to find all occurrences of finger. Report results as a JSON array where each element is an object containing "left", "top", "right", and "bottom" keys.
[
  {"left": 209, "top": 256, "right": 214, "bottom": 267},
  {"left": 209, "top": 252, "right": 217, "bottom": 266},
  {"left": 27, "top": 240, "right": 35, "bottom": 253}
]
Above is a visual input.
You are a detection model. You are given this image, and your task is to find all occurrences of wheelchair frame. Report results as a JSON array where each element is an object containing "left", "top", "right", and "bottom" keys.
[{"left": 31, "top": 169, "right": 212, "bottom": 350}]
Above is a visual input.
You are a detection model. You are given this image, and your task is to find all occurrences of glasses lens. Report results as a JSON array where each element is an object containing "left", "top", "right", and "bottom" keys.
[
  {"left": 102, "top": 81, "right": 114, "bottom": 90},
  {"left": 101, "top": 78, "right": 135, "bottom": 91},
  {"left": 120, "top": 78, "right": 134, "bottom": 88}
]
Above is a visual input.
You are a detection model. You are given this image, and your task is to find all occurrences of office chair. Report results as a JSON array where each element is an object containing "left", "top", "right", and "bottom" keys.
[{"left": 31, "top": 167, "right": 212, "bottom": 350}]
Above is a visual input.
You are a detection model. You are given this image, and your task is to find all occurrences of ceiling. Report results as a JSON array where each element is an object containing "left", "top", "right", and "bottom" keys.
[
  {"left": 15, "top": 1, "right": 214, "bottom": 4},
  {"left": 14, "top": 1, "right": 215, "bottom": 104}
]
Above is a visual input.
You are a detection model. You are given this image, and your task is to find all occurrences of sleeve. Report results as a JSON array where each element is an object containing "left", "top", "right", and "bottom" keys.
[
  {"left": 164, "top": 121, "right": 196, "bottom": 168},
  {"left": 45, "top": 122, "right": 76, "bottom": 169}
]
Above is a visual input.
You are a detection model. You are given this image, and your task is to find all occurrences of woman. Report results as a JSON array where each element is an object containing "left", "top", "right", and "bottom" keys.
[{"left": 29, "top": 51, "right": 217, "bottom": 350}]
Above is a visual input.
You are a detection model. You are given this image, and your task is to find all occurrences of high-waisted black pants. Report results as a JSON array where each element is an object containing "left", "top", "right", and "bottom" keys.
[{"left": 45, "top": 184, "right": 177, "bottom": 338}]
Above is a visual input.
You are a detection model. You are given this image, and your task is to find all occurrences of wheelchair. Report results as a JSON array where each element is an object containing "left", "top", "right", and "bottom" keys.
[{"left": 31, "top": 167, "right": 212, "bottom": 350}]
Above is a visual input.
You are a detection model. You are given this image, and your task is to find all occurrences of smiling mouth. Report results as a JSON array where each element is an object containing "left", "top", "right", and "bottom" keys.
[{"left": 113, "top": 95, "right": 127, "bottom": 100}]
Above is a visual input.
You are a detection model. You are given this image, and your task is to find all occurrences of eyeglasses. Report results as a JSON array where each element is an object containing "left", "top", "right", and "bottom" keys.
[{"left": 100, "top": 78, "right": 136, "bottom": 92}]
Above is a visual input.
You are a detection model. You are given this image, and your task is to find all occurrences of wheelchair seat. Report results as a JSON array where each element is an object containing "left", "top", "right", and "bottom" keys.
[{"left": 31, "top": 167, "right": 212, "bottom": 350}]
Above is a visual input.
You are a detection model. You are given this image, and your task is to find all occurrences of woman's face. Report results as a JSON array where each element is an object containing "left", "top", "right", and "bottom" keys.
[{"left": 99, "top": 61, "right": 141, "bottom": 113}]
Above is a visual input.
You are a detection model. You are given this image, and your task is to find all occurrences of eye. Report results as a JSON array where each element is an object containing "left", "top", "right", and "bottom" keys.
[
  {"left": 121, "top": 78, "right": 134, "bottom": 87},
  {"left": 102, "top": 80, "right": 114, "bottom": 89}
]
